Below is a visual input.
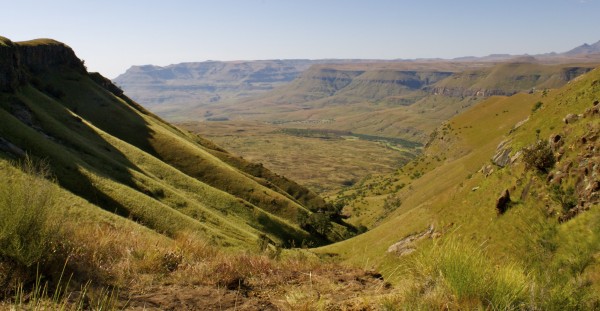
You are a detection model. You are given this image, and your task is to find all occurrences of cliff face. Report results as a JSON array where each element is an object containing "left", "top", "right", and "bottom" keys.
[
  {"left": 426, "top": 63, "right": 596, "bottom": 98},
  {"left": 0, "top": 37, "right": 23, "bottom": 92},
  {"left": 427, "top": 87, "right": 517, "bottom": 97},
  {"left": 0, "top": 37, "right": 85, "bottom": 92},
  {"left": 112, "top": 60, "right": 320, "bottom": 111},
  {"left": 17, "top": 39, "right": 86, "bottom": 73}
]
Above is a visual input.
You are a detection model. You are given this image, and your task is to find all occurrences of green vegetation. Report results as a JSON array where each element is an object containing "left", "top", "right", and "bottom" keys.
[
  {"left": 184, "top": 121, "right": 417, "bottom": 194},
  {"left": 397, "top": 239, "right": 529, "bottom": 309},
  {"left": 522, "top": 139, "right": 556, "bottom": 173},
  {"left": 0, "top": 158, "right": 57, "bottom": 268}
]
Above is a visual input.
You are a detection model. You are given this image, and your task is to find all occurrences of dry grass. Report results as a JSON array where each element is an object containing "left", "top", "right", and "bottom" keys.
[{"left": 1, "top": 199, "right": 389, "bottom": 310}]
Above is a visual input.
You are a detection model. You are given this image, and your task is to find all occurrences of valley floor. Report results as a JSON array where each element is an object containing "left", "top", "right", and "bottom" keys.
[{"left": 180, "top": 120, "right": 416, "bottom": 194}]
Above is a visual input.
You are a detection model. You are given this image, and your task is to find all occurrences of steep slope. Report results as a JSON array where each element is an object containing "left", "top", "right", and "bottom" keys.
[
  {"left": 319, "top": 66, "right": 600, "bottom": 308},
  {"left": 0, "top": 37, "right": 353, "bottom": 248}
]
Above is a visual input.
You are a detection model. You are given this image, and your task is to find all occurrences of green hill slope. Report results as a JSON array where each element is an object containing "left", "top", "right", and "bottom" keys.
[
  {"left": 319, "top": 66, "right": 600, "bottom": 308},
  {"left": 0, "top": 37, "right": 353, "bottom": 249}
]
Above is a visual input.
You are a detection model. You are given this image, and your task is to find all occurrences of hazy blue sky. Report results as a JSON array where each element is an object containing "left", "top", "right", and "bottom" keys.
[{"left": 2, "top": 0, "right": 600, "bottom": 78}]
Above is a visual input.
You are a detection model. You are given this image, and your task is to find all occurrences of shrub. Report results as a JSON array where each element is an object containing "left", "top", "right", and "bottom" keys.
[
  {"left": 550, "top": 185, "right": 578, "bottom": 212},
  {"left": 522, "top": 140, "right": 556, "bottom": 173},
  {"left": 0, "top": 157, "right": 58, "bottom": 268}
]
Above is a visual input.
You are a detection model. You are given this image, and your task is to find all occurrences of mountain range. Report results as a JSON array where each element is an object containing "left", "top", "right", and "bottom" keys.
[{"left": 113, "top": 40, "right": 600, "bottom": 120}]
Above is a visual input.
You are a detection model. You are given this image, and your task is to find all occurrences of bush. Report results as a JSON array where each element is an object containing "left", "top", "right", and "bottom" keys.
[
  {"left": 0, "top": 157, "right": 58, "bottom": 268},
  {"left": 550, "top": 185, "right": 578, "bottom": 212},
  {"left": 522, "top": 140, "right": 556, "bottom": 173}
]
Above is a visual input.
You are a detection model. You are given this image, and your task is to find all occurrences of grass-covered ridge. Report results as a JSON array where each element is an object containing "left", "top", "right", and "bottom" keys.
[
  {"left": 318, "top": 66, "right": 600, "bottom": 308},
  {"left": 0, "top": 38, "right": 355, "bottom": 250}
]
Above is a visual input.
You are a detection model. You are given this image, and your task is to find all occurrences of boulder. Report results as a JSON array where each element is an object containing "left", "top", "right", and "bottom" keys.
[
  {"left": 563, "top": 113, "right": 579, "bottom": 124},
  {"left": 496, "top": 189, "right": 511, "bottom": 214},
  {"left": 492, "top": 140, "right": 512, "bottom": 167},
  {"left": 549, "top": 134, "right": 564, "bottom": 152}
]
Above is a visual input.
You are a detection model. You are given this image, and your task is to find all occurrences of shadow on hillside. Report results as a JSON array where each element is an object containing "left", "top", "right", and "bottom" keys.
[{"left": 1, "top": 72, "right": 164, "bottom": 225}]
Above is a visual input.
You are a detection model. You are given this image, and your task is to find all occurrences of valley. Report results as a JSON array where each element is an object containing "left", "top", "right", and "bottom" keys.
[
  {"left": 179, "top": 120, "right": 419, "bottom": 194},
  {"left": 130, "top": 58, "right": 598, "bottom": 196},
  {"left": 1, "top": 35, "right": 600, "bottom": 310}
]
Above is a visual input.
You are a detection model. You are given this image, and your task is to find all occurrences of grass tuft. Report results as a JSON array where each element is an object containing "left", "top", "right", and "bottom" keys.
[
  {"left": 401, "top": 238, "right": 530, "bottom": 310},
  {"left": 0, "top": 156, "right": 58, "bottom": 268}
]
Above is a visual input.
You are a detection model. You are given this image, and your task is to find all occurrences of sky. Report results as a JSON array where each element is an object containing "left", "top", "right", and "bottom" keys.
[{"left": 2, "top": 0, "right": 600, "bottom": 78}]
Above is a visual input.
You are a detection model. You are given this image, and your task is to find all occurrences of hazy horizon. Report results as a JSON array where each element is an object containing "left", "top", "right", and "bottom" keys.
[{"left": 3, "top": 0, "right": 600, "bottom": 78}]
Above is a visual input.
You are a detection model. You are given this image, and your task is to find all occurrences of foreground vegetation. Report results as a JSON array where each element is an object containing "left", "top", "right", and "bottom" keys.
[{"left": 0, "top": 159, "right": 391, "bottom": 310}]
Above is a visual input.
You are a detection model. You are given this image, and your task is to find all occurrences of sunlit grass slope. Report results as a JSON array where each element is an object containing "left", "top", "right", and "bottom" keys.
[
  {"left": 0, "top": 38, "right": 352, "bottom": 249},
  {"left": 320, "top": 67, "right": 600, "bottom": 309}
]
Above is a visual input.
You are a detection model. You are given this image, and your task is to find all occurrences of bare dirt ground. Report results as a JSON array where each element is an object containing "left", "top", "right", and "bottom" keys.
[{"left": 123, "top": 269, "right": 391, "bottom": 310}]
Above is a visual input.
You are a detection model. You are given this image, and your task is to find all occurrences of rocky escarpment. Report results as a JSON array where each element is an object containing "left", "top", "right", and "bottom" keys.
[
  {"left": 0, "top": 37, "right": 86, "bottom": 92},
  {"left": 273, "top": 67, "right": 455, "bottom": 106},
  {"left": 428, "top": 87, "right": 517, "bottom": 97},
  {"left": 547, "top": 100, "right": 600, "bottom": 222},
  {"left": 426, "top": 64, "right": 596, "bottom": 99},
  {"left": 112, "top": 60, "right": 323, "bottom": 109},
  {"left": 0, "top": 37, "right": 24, "bottom": 92}
]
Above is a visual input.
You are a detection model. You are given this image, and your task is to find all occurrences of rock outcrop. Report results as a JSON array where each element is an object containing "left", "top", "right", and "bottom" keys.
[
  {"left": 496, "top": 189, "right": 511, "bottom": 214},
  {"left": 0, "top": 37, "right": 85, "bottom": 92},
  {"left": 548, "top": 100, "right": 600, "bottom": 222},
  {"left": 387, "top": 225, "right": 436, "bottom": 256},
  {"left": 492, "top": 140, "right": 513, "bottom": 167},
  {"left": 428, "top": 87, "right": 516, "bottom": 97},
  {"left": 0, "top": 37, "right": 23, "bottom": 92}
]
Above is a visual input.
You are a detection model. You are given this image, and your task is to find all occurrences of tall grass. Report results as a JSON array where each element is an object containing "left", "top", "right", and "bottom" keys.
[
  {"left": 399, "top": 239, "right": 530, "bottom": 310},
  {"left": 0, "top": 156, "right": 58, "bottom": 268}
]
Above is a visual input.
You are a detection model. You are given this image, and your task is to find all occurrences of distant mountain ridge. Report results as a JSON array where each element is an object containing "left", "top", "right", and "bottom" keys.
[
  {"left": 113, "top": 58, "right": 397, "bottom": 119},
  {"left": 113, "top": 40, "right": 600, "bottom": 121},
  {"left": 563, "top": 40, "right": 600, "bottom": 55}
]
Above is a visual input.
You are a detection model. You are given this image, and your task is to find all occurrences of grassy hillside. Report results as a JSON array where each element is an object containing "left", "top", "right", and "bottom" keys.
[
  {"left": 0, "top": 38, "right": 354, "bottom": 251},
  {"left": 0, "top": 159, "right": 389, "bottom": 310},
  {"left": 2, "top": 36, "right": 599, "bottom": 309},
  {"left": 318, "top": 66, "right": 600, "bottom": 309}
]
